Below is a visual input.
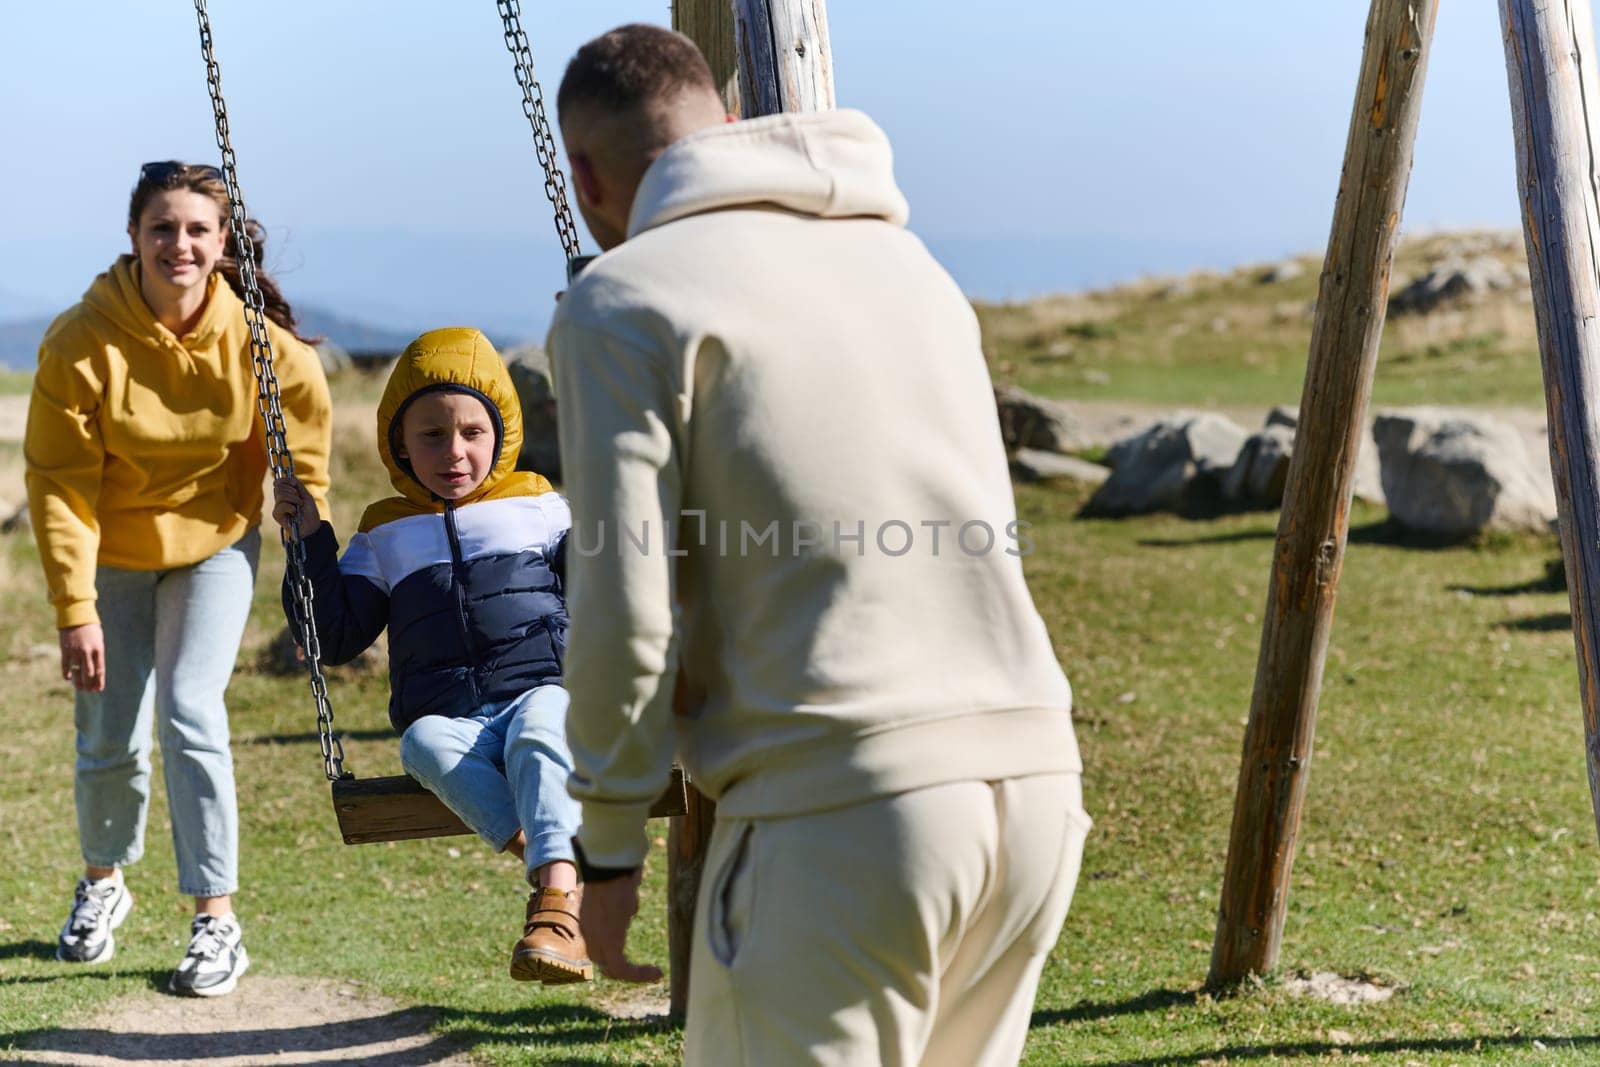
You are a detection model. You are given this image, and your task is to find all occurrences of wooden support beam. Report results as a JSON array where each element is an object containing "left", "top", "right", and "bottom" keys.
[
  {"left": 664, "top": 0, "right": 834, "bottom": 1022},
  {"left": 1499, "top": 0, "right": 1600, "bottom": 845},
  {"left": 733, "top": 0, "right": 835, "bottom": 114},
  {"left": 1208, "top": 0, "right": 1438, "bottom": 988},
  {"left": 673, "top": 0, "right": 741, "bottom": 115},
  {"left": 665, "top": 7, "right": 736, "bottom": 1023}
]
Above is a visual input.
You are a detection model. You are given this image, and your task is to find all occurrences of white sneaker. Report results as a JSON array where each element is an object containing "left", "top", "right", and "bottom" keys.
[
  {"left": 169, "top": 913, "right": 250, "bottom": 997},
  {"left": 56, "top": 872, "right": 133, "bottom": 964}
]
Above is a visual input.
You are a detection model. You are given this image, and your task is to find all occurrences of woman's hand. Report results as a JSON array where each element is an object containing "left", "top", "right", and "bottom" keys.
[
  {"left": 60, "top": 624, "right": 106, "bottom": 692},
  {"left": 272, "top": 475, "right": 322, "bottom": 539}
]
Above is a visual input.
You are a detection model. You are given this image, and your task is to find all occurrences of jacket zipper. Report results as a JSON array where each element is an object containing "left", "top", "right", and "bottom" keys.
[{"left": 442, "top": 502, "right": 482, "bottom": 706}]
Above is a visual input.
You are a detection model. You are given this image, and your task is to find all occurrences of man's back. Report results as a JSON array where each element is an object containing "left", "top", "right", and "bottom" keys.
[{"left": 551, "top": 110, "right": 1078, "bottom": 822}]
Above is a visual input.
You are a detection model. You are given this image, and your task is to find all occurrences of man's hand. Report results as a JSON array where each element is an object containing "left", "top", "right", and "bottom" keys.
[
  {"left": 60, "top": 623, "right": 106, "bottom": 692},
  {"left": 580, "top": 869, "right": 664, "bottom": 983},
  {"left": 272, "top": 475, "right": 322, "bottom": 539}
]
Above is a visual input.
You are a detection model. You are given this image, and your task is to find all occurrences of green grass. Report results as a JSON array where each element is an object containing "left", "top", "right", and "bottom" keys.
[
  {"left": 980, "top": 233, "right": 1550, "bottom": 412},
  {"left": 3, "top": 475, "right": 1595, "bottom": 1063},
  {"left": 7, "top": 272, "right": 1600, "bottom": 1062}
]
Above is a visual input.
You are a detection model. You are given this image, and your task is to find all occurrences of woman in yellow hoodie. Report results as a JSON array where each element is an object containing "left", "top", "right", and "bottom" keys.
[{"left": 23, "top": 161, "right": 332, "bottom": 997}]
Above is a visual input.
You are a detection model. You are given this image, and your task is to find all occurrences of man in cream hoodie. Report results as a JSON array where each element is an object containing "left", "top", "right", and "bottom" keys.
[{"left": 549, "top": 24, "right": 1089, "bottom": 1066}]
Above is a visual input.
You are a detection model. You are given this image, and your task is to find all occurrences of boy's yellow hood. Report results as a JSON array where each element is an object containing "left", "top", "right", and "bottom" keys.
[{"left": 360, "top": 327, "right": 551, "bottom": 532}]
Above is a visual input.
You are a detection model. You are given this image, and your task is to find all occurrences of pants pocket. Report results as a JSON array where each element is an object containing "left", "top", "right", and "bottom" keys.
[{"left": 707, "top": 822, "right": 756, "bottom": 968}]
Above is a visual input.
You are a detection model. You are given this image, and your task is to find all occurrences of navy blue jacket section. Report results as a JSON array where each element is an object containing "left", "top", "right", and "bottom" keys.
[{"left": 283, "top": 493, "right": 571, "bottom": 733}]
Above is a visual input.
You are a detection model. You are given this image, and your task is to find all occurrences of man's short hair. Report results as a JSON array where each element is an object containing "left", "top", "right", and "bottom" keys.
[{"left": 557, "top": 24, "right": 717, "bottom": 119}]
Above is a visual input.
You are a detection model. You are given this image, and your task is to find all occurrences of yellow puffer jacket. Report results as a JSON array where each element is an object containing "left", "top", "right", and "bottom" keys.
[{"left": 25, "top": 256, "right": 332, "bottom": 628}]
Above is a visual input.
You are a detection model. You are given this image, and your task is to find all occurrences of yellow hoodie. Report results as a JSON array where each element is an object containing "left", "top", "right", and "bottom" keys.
[{"left": 25, "top": 256, "right": 332, "bottom": 629}]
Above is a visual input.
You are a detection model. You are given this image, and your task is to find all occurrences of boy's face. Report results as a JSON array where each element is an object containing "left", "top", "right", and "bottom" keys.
[{"left": 396, "top": 391, "right": 497, "bottom": 501}]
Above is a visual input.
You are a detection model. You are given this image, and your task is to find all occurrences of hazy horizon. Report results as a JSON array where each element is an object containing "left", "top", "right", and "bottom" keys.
[{"left": 0, "top": 2, "right": 1572, "bottom": 340}]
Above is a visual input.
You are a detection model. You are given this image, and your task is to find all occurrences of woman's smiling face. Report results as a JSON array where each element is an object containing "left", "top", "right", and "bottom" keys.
[{"left": 128, "top": 189, "right": 228, "bottom": 299}]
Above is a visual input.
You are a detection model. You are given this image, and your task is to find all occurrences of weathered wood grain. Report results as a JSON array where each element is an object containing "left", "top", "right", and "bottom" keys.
[
  {"left": 664, "top": 0, "right": 834, "bottom": 1017},
  {"left": 1499, "top": 0, "right": 1600, "bottom": 845},
  {"left": 733, "top": 0, "right": 835, "bottom": 115},
  {"left": 331, "top": 768, "right": 689, "bottom": 846},
  {"left": 1208, "top": 0, "right": 1439, "bottom": 988},
  {"left": 673, "top": 0, "right": 742, "bottom": 115},
  {"left": 666, "top": 782, "right": 718, "bottom": 1020}
]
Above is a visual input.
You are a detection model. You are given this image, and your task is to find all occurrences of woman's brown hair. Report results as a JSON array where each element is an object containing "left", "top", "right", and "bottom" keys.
[{"left": 128, "top": 161, "right": 314, "bottom": 343}]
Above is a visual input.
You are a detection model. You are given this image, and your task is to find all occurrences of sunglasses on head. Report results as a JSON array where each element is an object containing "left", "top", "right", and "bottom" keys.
[{"left": 139, "top": 161, "right": 224, "bottom": 184}]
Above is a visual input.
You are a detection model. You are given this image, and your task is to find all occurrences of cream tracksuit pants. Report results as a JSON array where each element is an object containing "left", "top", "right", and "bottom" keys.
[{"left": 684, "top": 772, "right": 1090, "bottom": 1067}]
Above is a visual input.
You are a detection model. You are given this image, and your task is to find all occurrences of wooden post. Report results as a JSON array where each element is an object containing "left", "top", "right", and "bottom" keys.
[
  {"left": 1208, "top": 0, "right": 1438, "bottom": 987},
  {"left": 665, "top": 776, "right": 717, "bottom": 1019},
  {"left": 1500, "top": 0, "right": 1600, "bottom": 845},
  {"left": 663, "top": 0, "right": 833, "bottom": 1022},
  {"left": 673, "top": 1, "right": 742, "bottom": 115},
  {"left": 733, "top": 0, "right": 835, "bottom": 114}
]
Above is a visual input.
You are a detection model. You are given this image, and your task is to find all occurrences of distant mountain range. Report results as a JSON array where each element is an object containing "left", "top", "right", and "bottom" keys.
[{"left": 0, "top": 302, "right": 513, "bottom": 370}]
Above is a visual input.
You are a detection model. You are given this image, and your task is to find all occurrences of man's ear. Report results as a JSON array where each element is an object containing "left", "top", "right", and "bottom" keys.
[{"left": 570, "top": 153, "right": 603, "bottom": 209}]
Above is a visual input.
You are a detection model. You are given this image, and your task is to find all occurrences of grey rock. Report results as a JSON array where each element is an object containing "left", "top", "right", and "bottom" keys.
[
  {"left": 1389, "top": 256, "right": 1519, "bottom": 315},
  {"left": 1222, "top": 424, "right": 1295, "bottom": 507},
  {"left": 1257, "top": 405, "right": 1384, "bottom": 505},
  {"left": 503, "top": 344, "right": 562, "bottom": 482},
  {"left": 1265, "top": 405, "right": 1299, "bottom": 430},
  {"left": 994, "top": 385, "right": 1091, "bottom": 454},
  {"left": 262, "top": 624, "right": 384, "bottom": 676},
  {"left": 1011, "top": 449, "right": 1110, "bottom": 486},
  {"left": 1373, "top": 407, "right": 1556, "bottom": 536},
  {"left": 1353, "top": 434, "right": 1387, "bottom": 506},
  {"left": 1086, "top": 412, "right": 1248, "bottom": 516},
  {"left": 313, "top": 340, "right": 353, "bottom": 376},
  {"left": 1258, "top": 260, "right": 1306, "bottom": 285},
  {"left": 1, "top": 503, "right": 28, "bottom": 534}
]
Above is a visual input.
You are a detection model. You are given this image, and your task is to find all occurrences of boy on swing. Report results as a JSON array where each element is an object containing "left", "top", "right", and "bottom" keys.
[{"left": 271, "top": 326, "right": 591, "bottom": 985}]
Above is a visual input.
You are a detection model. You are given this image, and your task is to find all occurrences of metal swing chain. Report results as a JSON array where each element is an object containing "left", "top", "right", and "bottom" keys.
[
  {"left": 192, "top": 0, "right": 349, "bottom": 783},
  {"left": 496, "top": 0, "right": 585, "bottom": 261}
]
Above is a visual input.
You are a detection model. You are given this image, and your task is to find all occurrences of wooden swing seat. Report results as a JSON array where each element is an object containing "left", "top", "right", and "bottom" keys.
[{"left": 333, "top": 766, "right": 690, "bottom": 845}]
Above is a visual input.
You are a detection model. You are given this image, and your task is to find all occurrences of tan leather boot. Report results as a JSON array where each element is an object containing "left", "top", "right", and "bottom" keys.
[{"left": 510, "top": 887, "right": 593, "bottom": 984}]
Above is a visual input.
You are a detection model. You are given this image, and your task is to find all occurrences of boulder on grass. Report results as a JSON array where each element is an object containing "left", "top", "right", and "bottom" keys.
[
  {"left": 1011, "top": 449, "right": 1110, "bottom": 486},
  {"left": 313, "top": 340, "right": 353, "bottom": 376},
  {"left": 1222, "top": 424, "right": 1295, "bottom": 507},
  {"left": 1083, "top": 412, "right": 1247, "bottom": 517},
  {"left": 1389, "top": 257, "right": 1517, "bottom": 315},
  {"left": 262, "top": 624, "right": 384, "bottom": 676},
  {"left": 1253, "top": 405, "right": 1386, "bottom": 506},
  {"left": 502, "top": 344, "right": 562, "bottom": 483},
  {"left": 994, "top": 385, "right": 1091, "bottom": 454},
  {"left": 1373, "top": 408, "right": 1556, "bottom": 537},
  {"left": 1257, "top": 260, "right": 1306, "bottom": 285}
]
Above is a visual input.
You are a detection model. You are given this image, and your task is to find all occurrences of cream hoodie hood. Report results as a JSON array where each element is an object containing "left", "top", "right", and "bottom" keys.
[
  {"left": 627, "top": 109, "right": 911, "bottom": 237},
  {"left": 550, "top": 109, "right": 1077, "bottom": 869}
]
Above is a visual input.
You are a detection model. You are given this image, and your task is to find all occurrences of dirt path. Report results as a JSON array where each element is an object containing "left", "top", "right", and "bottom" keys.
[
  {"left": 0, "top": 396, "right": 27, "bottom": 442},
  {"left": 5, "top": 977, "right": 474, "bottom": 1067}
]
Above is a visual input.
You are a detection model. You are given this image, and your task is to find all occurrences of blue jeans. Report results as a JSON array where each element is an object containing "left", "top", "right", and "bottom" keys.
[
  {"left": 399, "top": 684, "right": 580, "bottom": 883},
  {"left": 75, "top": 528, "right": 260, "bottom": 898}
]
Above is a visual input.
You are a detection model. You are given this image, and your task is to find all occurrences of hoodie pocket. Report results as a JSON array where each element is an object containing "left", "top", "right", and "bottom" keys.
[{"left": 706, "top": 822, "right": 756, "bottom": 969}]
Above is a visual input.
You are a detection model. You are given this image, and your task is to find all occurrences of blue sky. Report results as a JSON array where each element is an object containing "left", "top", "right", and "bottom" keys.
[{"left": 0, "top": 3, "right": 1546, "bottom": 339}]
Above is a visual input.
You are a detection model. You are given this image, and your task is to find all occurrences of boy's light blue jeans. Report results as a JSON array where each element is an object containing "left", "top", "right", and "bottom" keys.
[
  {"left": 399, "top": 684, "right": 580, "bottom": 883},
  {"left": 75, "top": 528, "right": 260, "bottom": 898}
]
